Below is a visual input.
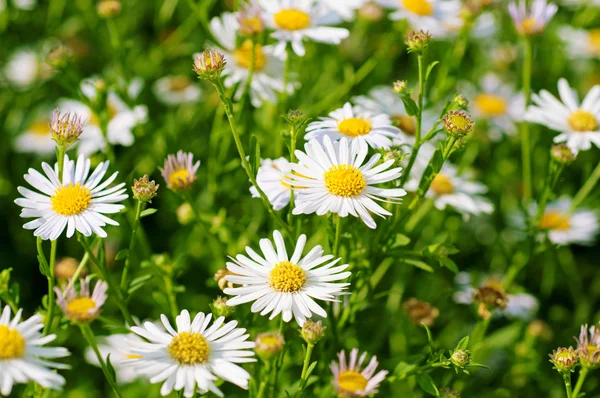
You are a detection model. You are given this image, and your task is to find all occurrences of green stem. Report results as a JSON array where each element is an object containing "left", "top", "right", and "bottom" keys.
[
  {"left": 535, "top": 160, "right": 564, "bottom": 226},
  {"left": 269, "top": 319, "right": 287, "bottom": 398},
  {"left": 300, "top": 343, "right": 315, "bottom": 380},
  {"left": 400, "top": 54, "right": 425, "bottom": 186},
  {"left": 163, "top": 274, "right": 179, "bottom": 321},
  {"left": 72, "top": 251, "right": 91, "bottom": 282},
  {"left": 521, "top": 37, "right": 533, "bottom": 207},
  {"left": 563, "top": 372, "right": 573, "bottom": 398},
  {"left": 332, "top": 215, "right": 342, "bottom": 258},
  {"left": 280, "top": 45, "right": 293, "bottom": 114},
  {"left": 256, "top": 380, "right": 268, "bottom": 398},
  {"left": 237, "top": 36, "right": 257, "bottom": 120},
  {"left": 572, "top": 366, "right": 589, "bottom": 398},
  {"left": 120, "top": 200, "right": 144, "bottom": 292},
  {"left": 79, "top": 323, "right": 123, "bottom": 398},
  {"left": 43, "top": 240, "right": 57, "bottom": 335},
  {"left": 569, "top": 160, "right": 600, "bottom": 213},
  {"left": 470, "top": 316, "right": 491, "bottom": 349}
]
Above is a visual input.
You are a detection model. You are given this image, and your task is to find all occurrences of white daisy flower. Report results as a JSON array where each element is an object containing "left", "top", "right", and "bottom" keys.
[
  {"left": 152, "top": 75, "right": 202, "bottom": 106},
  {"left": 559, "top": 26, "right": 600, "bottom": 59},
  {"left": 14, "top": 108, "right": 56, "bottom": 155},
  {"left": 318, "top": 0, "right": 365, "bottom": 21},
  {"left": 258, "top": 0, "right": 350, "bottom": 58},
  {"left": 13, "top": 0, "right": 37, "bottom": 10},
  {"left": 330, "top": 348, "right": 388, "bottom": 397},
  {"left": 84, "top": 333, "right": 145, "bottom": 384},
  {"left": 15, "top": 154, "right": 128, "bottom": 240},
  {"left": 508, "top": 0, "right": 557, "bottom": 36},
  {"left": 125, "top": 310, "right": 256, "bottom": 398},
  {"left": 55, "top": 278, "right": 108, "bottom": 322},
  {"left": 3, "top": 48, "right": 50, "bottom": 90},
  {"left": 250, "top": 157, "right": 293, "bottom": 210},
  {"left": 536, "top": 197, "right": 599, "bottom": 245},
  {"left": 305, "top": 102, "right": 402, "bottom": 149},
  {"left": 376, "top": 0, "right": 463, "bottom": 38},
  {"left": 0, "top": 303, "right": 70, "bottom": 395},
  {"left": 288, "top": 136, "right": 406, "bottom": 228},
  {"left": 224, "top": 230, "right": 351, "bottom": 326},
  {"left": 209, "top": 12, "right": 292, "bottom": 106},
  {"left": 525, "top": 78, "right": 600, "bottom": 153},
  {"left": 406, "top": 159, "right": 494, "bottom": 217}
]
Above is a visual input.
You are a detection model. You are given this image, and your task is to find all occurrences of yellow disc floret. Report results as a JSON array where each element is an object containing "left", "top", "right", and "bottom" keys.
[
  {"left": 233, "top": 40, "right": 267, "bottom": 71},
  {"left": 0, "top": 325, "right": 26, "bottom": 360},
  {"left": 402, "top": 0, "right": 434, "bottom": 16},
  {"left": 51, "top": 183, "right": 92, "bottom": 216},
  {"left": 474, "top": 93, "right": 507, "bottom": 116},
  {"left": 168, "top": 332, "right": 211, "bottom": 365},
  {"left": 169, "top": 169, "right": 190, "bottom": 188},
  {"left": 540, "top": 211, "right": 570, "bottom": 231},
  {"left": 66, "top": 297, "right": 98, "bottom": 321},
  {"left": 430, "top": 174, "right": 454, "bottom": 195},
  {"left": 521, "top": 18, "right": 538, "bottom": 35},
  {"left": 324, "top": 165, "right": 367, "bottom": 197},
  {"left": 338, "top": 118, "right": 372, "bottom": 137},
  {"left": 274, "top": 8, "right": 311, "bottom": 31},
  {"left": 338, "top": 370, "right": 368, "bottom": 392},
  {"left": 270, "top": 261, "right": 306, "bottom": 293},
  {"left": 589, "top": 29, "right": 600, "bottom": 53},
  {"left": 568, "top": 110, "right": 598, "bottom": 132}
]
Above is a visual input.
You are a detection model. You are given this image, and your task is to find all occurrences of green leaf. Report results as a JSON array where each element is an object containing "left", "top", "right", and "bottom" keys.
[
  {"left": 422, "top": 323, "right": 435, "bottom": 348},
  {"left": 140, "top": 208, "right": 158, "bottom": 218},
  {"left": 115, "top": 249, "right": 129, "bottom": 261},
  {"left": 426, "top": 61, "right": 440, "bottom": 81},
  {"left": 439, "top": 258, "right": 459, "bottom": 273},
  {"left": 106, "top": 354, "right": 117, "bottom": 381},
  {"left": 416, "top": 374, "right": 439, "bottom": 396},
  {"left": 401, "top": 95, "right": 419, "bottom": 116},
  {"left": 402, "top": 258, "right": 434, "bottom": 273},
  {"left": 391, "top": 233, "right": 411, "bottom": 248},
  {"left": 468, "top": 362, "right": 492, "bottom": 371},
  {"left": 455, "top": 335, "right": 470, "bottom": 351},
  {"left": 394, "top": 361, "right": 417, "bottom": 379}
]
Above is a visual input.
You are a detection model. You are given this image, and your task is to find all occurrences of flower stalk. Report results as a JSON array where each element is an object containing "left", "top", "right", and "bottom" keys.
[
  {"left": 79, "top": 323, "right": 123, "bottom": 398},
  {"left": 521, "top": 36, "right": 533, "bottom": 208}
]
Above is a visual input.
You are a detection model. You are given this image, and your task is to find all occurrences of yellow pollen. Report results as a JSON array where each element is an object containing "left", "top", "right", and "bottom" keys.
[
  {"left": 402, "top": 0, "right": 434, "bottom": 16},
  {"left": 521, "top": 18, "right": 537, "bottom": 35},
  {"left": 0, "top": 325, "right": 26, "bottom": 360},
  {"left": 589, "top": 29, "right": 600, "bottom": 51},
  {"left": 30, "top": 120, "right": 51, "bottom": 136},
  {"left": 168, "top": 332, "right": 211, "bottom": 365},
  {"left": 474, "top": 93, "right": 507, "bottom": 116},
  {"left": 233, "top": 40, "right": 267, "bottom": 71},
  {"left": 540, "top": 211, "right": 570, "bottom": 231},
  {"left": 274, "top": 8, "right": 311, "bottom": 31},
  {"left": 448, "top": 115, "right": 471, "bottom": 130},
  {"left": 169, "top": 169, "right": 190, "bottom": 187},
  {"left": 338, "top": 117, "right": 372, "bottom": 137},
  {"left": 168, "top": 76, "right": 191, "bottom": 92},
  {"left": 259, "top": 335, "right": 282, "bottom": 347},
  {"left": 51, "top": 183, "right": 92, "bottom": 216},
  {"left": 324, "top": 164, "right": 367, "bottom": 198},
  {"left": 66, "top": 297, "right": 97, "bottom": 320},
  {"left": 269, "top": 261, "right": 306, "bottom": 293},
  {"left": 392, "top": 114, "right": 416, "bottom": 136},
  {"left": 568, "top": 110, "right": 598, "bottom": 132},
  {"left": 338, "top": 370, "right": 368, "bottom": 392},
  {"left": 430, "top": 174, "right": 454, "bottom": 195}
]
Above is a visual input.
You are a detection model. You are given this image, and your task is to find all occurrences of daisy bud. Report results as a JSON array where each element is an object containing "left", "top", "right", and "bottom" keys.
[
  {"left": 473, "top": 283, "right": 508, "bottom": 319},
  {"left": 46, "top": 44, "right": 72, "bottom": 70},
  {"left": 50, "top": 109, "right": 84, "bottom": 148},
  {"left": 402, "top": 298, "right": 440, "bottom": 327},
  {"left": 55, "top": 278, "right": 108, "bottom": 323},
  {"left": 440, "top": 388, "right": 461, "bottom": 398},
  {"left": 193, "top": 49, "right": 226, "bottom": 82},
  {"left": 132, "top": 174, "right": 159, "bottom": 203},
  {"left": 359, "top": 1, "right": 385, "bottom": 21},
  {"left": 97, "top": 0, "right": 121, "bottom": 18},
  {"left": 283, "top": 109, "right": 309, "bottom": 131},
  {"left": 442, "top": 110, "right": 475, "bottom": 137},
  {"left": 55, "top": 257, "right": 86, "bottom": 281},
  {"left": 301, "top": 320, "right": 327, "bottom": 345},
  {"left": 383, "top": 149, "right": 405, "bottom": 165},
  {"left": 549, "top": 347, "right": 578, "bottom": 373},
  {"left": 160, "top": 151, "right": 200, "bottom": 192},
  {"left": 405, "top": 30, "right": 432, "bottom": 54},
  {"left": 176, "top": 203, "right": 194, "bottom": 225},
  {"left": 210, "top": 296, "right": 236, "bottom": 318},
  {"left": 450, "top": 349, "right": 470, "bottom": 368},
  {"left": 550, "top": 144, "right": 576, "bottom": 165},
  {"left": 393, "top": 80, "right": 408, "bottom": 94},
  {"left": 453, "top": 94, "right": 469, "bottom": 109},
  {"left": 214, "top": 268, "right": 235, "bottom": 291},
  {"left": 255, "top": 332, "right": 284, "bottom": 362},
  {"left": 238, "top": 7, "right": 264, "bottom": 36}
]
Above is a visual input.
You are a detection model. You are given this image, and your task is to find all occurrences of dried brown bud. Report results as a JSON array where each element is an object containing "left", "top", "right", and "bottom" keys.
[
  {"left": 55, "top": 257, "right": 86, "bottom": 281},
  {"left": 402, "top": 298, "right": 440, "bottom": 327},
  {"left": 97, "top": 0, "right": 121, "bottom": 18},
  {"left": 214, "top": 268, "right": 236, "bottom": 291},
  {"left": 473, "top": 282, "right": 508, "bottom": 319}
]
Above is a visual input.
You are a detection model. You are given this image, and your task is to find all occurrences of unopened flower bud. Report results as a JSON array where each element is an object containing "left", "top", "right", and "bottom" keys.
[
  {"left": 453, "top": 94, "right": 469, "bottom": 109},
  {"left": 97, "top": 0, "right": 121, "bottom": 18},
  {"left": 211, "top": 296, "right": 236, "bottom": 318},
  {"left": 214, "top": 268, "right": 236, "bottom": 291},
  {"left": 132, "top": 175, "right": 159, "bottom": 203},
  {"left": 238, "top": 7, "right": 264, "bottom": 36},
  {"left": 255, "top": 332, "right": 284, "bottom": 361},
  {"left": 550, "top": 144, "right": 576, "bottom": 165},
  {"left": 405, "top": 30, "right": 432, "bottom": 54},
  {"left": 50, "top": 109, "right": 84, "bottom": 148},
  {"left": 301, "top": 320, "right": 327, "bottom": 344},
  {"left": 402, "top": 298, "right": 440, "bottom": 327},
  {"left": 55, "top": 257, "right": 86, "bottom": 281},
  {"left": 393, "top": 80, "right": 408, "bottom": 94},
  {"left": 46, "top": 44, "right": 72, "bottom": 69},
  {"left": 450, "top": 349, "right": 470, "bottom": 368},
  {"left": 193, "top": 49, "right": 226, "bottom": 82},
  {"left": 383, "top": 149, "right": 405, "bottom": 165},
  {"left": 440, "top": 388, "right": 461, "bottom": 398},
  {"left": 549, "top": 347, "right": 578, "bottom": 373},
  {"left": 442, "top": 110, "right": 475, "bottom": 137},
  {"left": 473, "top": 282, "right": 508, "bottom": 319}
]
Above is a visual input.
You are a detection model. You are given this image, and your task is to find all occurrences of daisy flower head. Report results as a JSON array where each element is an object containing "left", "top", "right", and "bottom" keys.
[
  {"left": 525, "top": 78, "right": 600, "bottom": 153},
  {"left": 376, "top": 0, "right": 463, "bottom": 38},
  {"left": 14, "top": 107, "right": 56, "bottom": 155},
  {"left": 209, "top": 12, "right": 291, "bottom": 106},
  {"left": 15, "top": 154, "right": 128, "bottom": 240},
  {"left": 508, "top": 0, "right": 557, "bottom": 36},
  {"left": 84, "top": 333, "right": 145, "bottom": 384},
  {"left": 55, "top": 278, "right": 108, "bottom": 322},
  {"left": 330, "top": 348, "right": 388, "bottom": 397},
  {"left": 224, "top": 230, "right": 351, "bottom": 326},
  {"left": 153, "top": 75, "right": 202, "bottom": 106},
  {"left": 576, "top": 324, "right": 600, "bottom": 368},
  {"left": 250, "top": 157, "right": 293, "bottom": 210},
  {"left": 160, "top": 150, "right": 201, "bottom": 192},
  {"left": 559, "top": 26, "right": 600, "bottom": 59},
  {"left": 535, "top": 197, "right": 599, "bottom": 245},
  {"left": 0, "top": 302, "right": 70, "bottom": 395},
  {"left": 288, "top": 136, "right": 406, "bottom": 228},
  {"left": 305, "top": 102, "right": 402, "bottom": 149},
  {"left": 3, "top": 47, "right": 51, "bottom": 90},
  {"left": 126, "top": 310, "right": 256, "bottom": 397},
  {"left": 258, "top": 0, "right": 350, "bottom": 58}
]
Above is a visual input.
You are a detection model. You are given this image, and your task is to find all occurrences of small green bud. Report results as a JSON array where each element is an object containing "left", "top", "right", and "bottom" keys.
[
  {"left": 255, "top": 332, "right": 284, "bottom": 362},
  {"left": 132, "top": 175, "right": 159, "bottom": 203},
  {"left": 300, "top": 320, "right": 327, "bottom": 345},
  {"left": 405, "top": 30, "right": 432, "bottom": 54},
  {"left": 393, "top": 80, "right": 408, "bottom": 94},
  {"left": 439, "top": 388, "right": 461, "bottom": 398},
  {"left": 550, "top": 144, "right": 576, "bottom": 165},
  {"left": 193, "top": 49, "right": 226, "bottom": 82},
  {"left": 210, "top": 296, "right": 236, "bottom": 318},
  {"left": 46, "top": 44, "right": 72, "bottom": 70},
  {"left": 442, "top": 110, "right": 475, "bottom": 137},
  {"left": 450, "top": 349, "right": 470, "bottom": 368},
  {"left": 549, "top": 347, "right": 578, "bottom": 373},
  {"left": 453, "top": 94, "right": 469, "bottom": 109}
]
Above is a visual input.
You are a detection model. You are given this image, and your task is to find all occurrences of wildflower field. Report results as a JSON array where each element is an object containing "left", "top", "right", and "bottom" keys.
[{"left": 2, "top": 0, "right": 600, "bottom": 396}]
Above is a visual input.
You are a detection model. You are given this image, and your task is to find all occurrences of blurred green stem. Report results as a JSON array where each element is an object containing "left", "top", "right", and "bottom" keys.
[
  {"left": 569, "top": 160, "right": 600, "bottom": 213},
  {"left": 470, "top": 316, "right": 491, "bottom": 349},
  {"left": 72, "top": 251, "right": 91, "bottom": 282},
  {"left": 120, "top": 200, "right": 144, "bottom": 292},
  {"left": 79, "top": 323, "right": 123, "bottom": 398},
  {"left": 269, "top": 319, "right": 287, "bottom": 398},
  {"left": 300, "top": 343, "right": 314, "bottom": 380},
  {"left": 42, "top": 239, "right": 57, "bottom": 335},
  {"left": 572, "top": 366, "right": 589, "bottom": 398},
  {"left": 521, "top": 37, "right": 533, "bottom": 208},
  {"left": 163, "top": 273, "right": 179, "bottom": 321},
  {"left": 563, "top": 372, "right": 573, "bottom": 398},
  {"left": 237, "top": 36, "right": 257, "bottom": 121},
  {"left": 535, "top": 159, "right": 564, "bottom": 226},
  {"left": 333, "top": 215, "right": 342, "bottom": 258}
]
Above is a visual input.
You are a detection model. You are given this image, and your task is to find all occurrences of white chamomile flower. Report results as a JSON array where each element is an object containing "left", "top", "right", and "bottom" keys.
[
  {"left": 126, "top": 310, "right": 256, "bottom": 398},
  {"left": 288, "top": 136, "right": 406, "bottom": 229},
  {"left": 3, "top": 48, "right": 50, "bottom": 90},
  {"left": 0, "top": 303, "right": 70, "bottom": 395},
  {"left": 305, "top": 102, "right": 402, "bottom": 149},
  {"left": 376, "top": 0, "right": 462, "bottom": 38},
  {"left": 224, "top": 230, "right": 351, "bottom": 326},
  {"left": 84, "top": 333, "right": 145, "bottom": 384},
  {"left": 14, "top": 108, "right": 56, "bottom": 155},
  {"left": 525, "top": 78, "right": 600, "bottom": 153},
  {"left": 259, "top": 0, "right": 350, "bottom": 58},
  {"left": 250, "top": 157, "right": 293, "bottom": 210},
  {"left": 209, "top": 12, "right": 291, "bottom": 107},
  {"left": 508, "top": 0, "right": 557, "bottom": 36},
  {"left": 535, "top": 197, "right": 599, "bottom": 245},
  {"left": 330, "top": 348, "right": 388, "bottom": 397},
  {"left": 559, "top": 26, "right": 600, "bottom": 59},
  {"left": 406, "top": 159, "right": 494, "bottom": 217},
  {"left": 15, "top": 154, "right": 128, "bottom": 240},
  {"left": 153, "top": 75, "right": 202, "bottom": 106},
  {"left": 318, "top": 0, "right": 365, "bottom": 21}
]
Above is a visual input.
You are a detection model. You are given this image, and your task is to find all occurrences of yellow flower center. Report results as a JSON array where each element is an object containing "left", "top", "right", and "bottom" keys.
[
  {"left": 338, "top": 117, "right": 372, "bottom": 137},
  {"left": 448, "top": 115, "right": 471, "bottom": 130},
  {"left": 540, "top": 211, "right": 570, "bottom": 231},
  {"left": 568, "top": 110, "right": 598, "bottom": 132},
  {"left": 402, "top": 0, "right": 434, "bottom": 16},
  {"left": 324, "top": 164, "right": 367, "bottom": 197},
  {"left": 269, "top": 261, "right": 306, "bottom": 293},
  {"left": 30, "top": 120, "right": 51, "bottom": 136},
  {"left": 589, "top": 29, "right": 600, "bottom": 51},
  {"left": 66, "top": 297, "right": 97, "bottom": 320},
  {"left": 168, "top": 332, "right": 211, "bottom": 365},
  {"left": 274, "top": 8, "right": 311, "bottom": 31},
  {"left": 430, "top": 174, "right": 454, "bottom": 195},
  {"left": 233, "top": 40, "right": 267, "bottom": 71},
  {"left": 51, "top": 183, "right": 92, "bottom": 216},
  {"left": 168, "top": 76, "right": 191, "bottom": 92},
  {"left": 0, "top": 325, "right": 26, "bottom": 360},
  {"left": 392, "top": 114, "right": 416, "bottom": 136},
  {"left": 169, "top": 169, "right": 190, "bottom": 188},
  {"left": 521, "top": 18, "right": 537, "bottom": 35},
  {"left": 474, "top": 93, "right": 507, "bottom": 116},
  {"left": 338, "top": 370, "right": 368, "bottom": 392},
  {"left": 258, "top": 335, "right": 282, "bottom": 347}
]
